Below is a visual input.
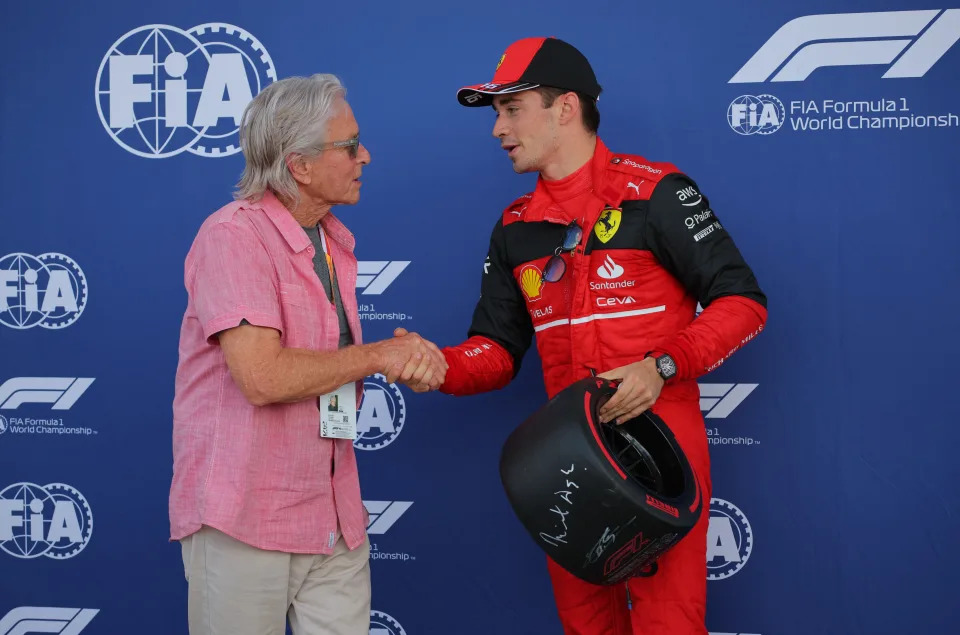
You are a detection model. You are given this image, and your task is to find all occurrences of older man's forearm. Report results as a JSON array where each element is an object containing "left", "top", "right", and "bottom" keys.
[{"left": 235, "top": 343, "right": 383, "bottom": 406}]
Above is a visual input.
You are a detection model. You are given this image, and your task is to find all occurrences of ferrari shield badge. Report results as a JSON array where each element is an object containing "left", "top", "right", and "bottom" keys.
[{"left": 594, "top": 208, "right": 621, "bottom": 243}]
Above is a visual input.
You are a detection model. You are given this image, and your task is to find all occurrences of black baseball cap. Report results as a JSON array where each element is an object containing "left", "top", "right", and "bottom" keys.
[{"left": 457, "top": 37, "right": 602, "bottom": 107}]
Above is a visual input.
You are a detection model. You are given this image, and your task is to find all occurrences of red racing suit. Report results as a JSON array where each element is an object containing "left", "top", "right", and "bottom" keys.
[{"left": 440, "top": 138, "right": 767, "bottom": 634}]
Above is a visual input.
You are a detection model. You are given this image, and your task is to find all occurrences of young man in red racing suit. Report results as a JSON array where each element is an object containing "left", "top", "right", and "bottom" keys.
[{"left": 428, "top": 37, "right": 767, "bottom": 634}]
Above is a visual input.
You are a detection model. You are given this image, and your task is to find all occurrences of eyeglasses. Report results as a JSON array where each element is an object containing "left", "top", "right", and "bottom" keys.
[
  {"left": 318, "top": 134, "right": 361, "bottom": 159},
  {"left": 543, "top": 221, "right": 582, "bottom": 283}
]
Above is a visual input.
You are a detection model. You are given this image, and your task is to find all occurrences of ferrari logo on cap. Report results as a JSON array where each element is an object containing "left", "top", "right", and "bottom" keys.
[
  {"left": 594, "top": 209, "right": 621, "bottom": 243},
  {"left": 496, "top": 53, "right": 506, "bottom": 70},
  {"left": 519, "top": 264, "right": 543, "bottom": 302}
]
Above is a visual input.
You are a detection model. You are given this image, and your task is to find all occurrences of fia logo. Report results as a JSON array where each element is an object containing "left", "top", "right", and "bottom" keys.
[
  {"left": 707, "top": 498, "right": 753, "bottom": 580},
  {"left": 95, "top": 23, "right": 276, "bottom": 158},
  {"left": 728, "top": 95, "right": 785, "bottom": 135},
  {"left": 0, "top": 483, "right": 93, "bottom": 559},
  {"left": 0, "top": 607, "right": 99, "bottom": 634},
  {"left": 354, "top": 374, "right": 405, "bottom": 451},
  {"left": 369, "top": 610, "right": 407, "bottom": 635},
  {"left": 0, "top": 253, "right": 87, "bottom": 330}
]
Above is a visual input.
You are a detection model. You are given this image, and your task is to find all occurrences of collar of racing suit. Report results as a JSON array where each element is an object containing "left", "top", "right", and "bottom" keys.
[
  {"left": 540, "top": 153, "right": 593, "bottom": 202},
  {"left": 521, "top": 137, "right": 626, "bottom": 226}
]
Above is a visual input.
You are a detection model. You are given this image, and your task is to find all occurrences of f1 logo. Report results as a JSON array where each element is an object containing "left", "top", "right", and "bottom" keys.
[
  {"left": 730, "top": 9, "right": 960, "bottom": 82},
  {"left": 698, "top": 384, "right": 757, "bottom": 419},
  {"left": 0, "top": 378, "right": 95, "bottom": 410},
  {"left": 363, "top": 501, "right": 412, "bottom": 534},
  {"left": 356, "top": 262, "right": 410, "bottom": 295},
  {"left": 0, "top": 607, "right": 99, "bottom": 634}
]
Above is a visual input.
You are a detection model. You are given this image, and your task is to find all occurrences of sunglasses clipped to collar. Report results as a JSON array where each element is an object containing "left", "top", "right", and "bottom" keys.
[{"left": 543, "top": 221, "right": 583, "bottom": 283}]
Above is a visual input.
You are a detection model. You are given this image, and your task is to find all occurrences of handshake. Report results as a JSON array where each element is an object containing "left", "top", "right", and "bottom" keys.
[{"left": 374, "top": 327, "right": 447, "bottom": 393}]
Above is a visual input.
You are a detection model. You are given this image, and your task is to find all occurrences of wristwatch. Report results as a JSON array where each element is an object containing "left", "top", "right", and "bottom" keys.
[{"left": 645, "top": 352, "right": 677, "bottom": 382}]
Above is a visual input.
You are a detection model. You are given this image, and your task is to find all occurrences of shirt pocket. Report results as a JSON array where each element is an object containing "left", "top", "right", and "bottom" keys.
[{"left": 278, "top": 282, "right": 315, "bottom": 348}]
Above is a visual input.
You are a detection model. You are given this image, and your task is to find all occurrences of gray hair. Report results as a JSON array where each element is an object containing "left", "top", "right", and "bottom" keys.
[{"left": 234, "top": 74, "right": 346, "bottom": 203}]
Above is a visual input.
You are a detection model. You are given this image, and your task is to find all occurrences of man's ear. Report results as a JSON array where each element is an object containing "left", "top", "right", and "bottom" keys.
[
  {"left": 557, "top": 92, "right": 582, "bottom": 127},
  {"left": 286, "top": 153, "right": 311, "bottom": 186}
]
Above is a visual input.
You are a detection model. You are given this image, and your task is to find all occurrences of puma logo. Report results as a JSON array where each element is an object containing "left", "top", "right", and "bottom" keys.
[{"left": 627, "top": 182, "right": 642, "bottom": 196}]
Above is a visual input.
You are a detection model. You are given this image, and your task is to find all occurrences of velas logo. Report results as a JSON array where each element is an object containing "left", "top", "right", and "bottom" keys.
[
  {"left": 370, "top": 610, "right": 407, "bottom": 635},
  {"left": 0, "top": 482, "right": 93, "bottom": 559},
  {"left": 728, "top": 95, "right": 785, "bottom": 135},
  {"left": 707, "top": 498, "right": 753, "bottom": 580},
  {"left": 519, "top": 264, "right": 544, "bottom": 302},
  {"left": 354, "top": 374, "right": 405, "bottom": 451},
  {"left": 96, "top": 23, "right": 276, "bottom": 158},
  {"left": 0, "top": 608, "right": 99, "bottom": 634},
  {"left": 0, "top": 253, "right": 87, "bottom": 330},
  {"left": 729, "top": 9, "right": 960, "bottom": 83},
  {"left": 594, "top": 209, "right": 621, "bottom": 243}
]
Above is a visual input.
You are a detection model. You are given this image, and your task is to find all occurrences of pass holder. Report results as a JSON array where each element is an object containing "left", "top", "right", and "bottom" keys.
[{"left": 319, "top": 383, "right": 357, "bottom": 440}]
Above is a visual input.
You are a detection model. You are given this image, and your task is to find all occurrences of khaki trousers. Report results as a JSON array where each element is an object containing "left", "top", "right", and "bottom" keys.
[{"left": 180, "top": 526, "right": 371, "bottom": 635}]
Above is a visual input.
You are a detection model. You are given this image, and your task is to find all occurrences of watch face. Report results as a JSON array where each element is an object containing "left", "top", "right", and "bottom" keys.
[{"left": 657, "top": 355, "right": 677, "bottom": 379}]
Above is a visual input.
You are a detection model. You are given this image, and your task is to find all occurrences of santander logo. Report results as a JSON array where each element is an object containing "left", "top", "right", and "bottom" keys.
[{"left": 597, "top": 255, "right": 624, "bottom": 280}]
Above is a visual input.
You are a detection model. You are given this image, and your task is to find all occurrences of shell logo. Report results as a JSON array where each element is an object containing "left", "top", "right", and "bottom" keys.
[{"left": 519, "top": 264, "right": 543, "bottom": 302}]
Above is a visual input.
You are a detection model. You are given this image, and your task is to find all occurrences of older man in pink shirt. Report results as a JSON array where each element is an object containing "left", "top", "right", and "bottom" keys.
[{"left": 170, "top": 74, "right": 446, "bottom": 635}]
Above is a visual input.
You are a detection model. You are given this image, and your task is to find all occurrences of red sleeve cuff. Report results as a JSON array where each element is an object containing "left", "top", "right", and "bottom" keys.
[
  {"left": 439, "top": 336, "right": 515, "bottom": 396},
  {"left": 657, "top": 296, "right": 767, "bottom": 380}
]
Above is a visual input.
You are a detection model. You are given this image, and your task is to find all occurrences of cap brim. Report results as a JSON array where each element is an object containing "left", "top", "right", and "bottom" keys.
[{"left": 457, "top": 82, "right": 540, "bottom": 107}]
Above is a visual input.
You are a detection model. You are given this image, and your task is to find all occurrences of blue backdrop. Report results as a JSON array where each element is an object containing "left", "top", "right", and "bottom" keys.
[{"left": 2, "top": 1, "right": 958, "bottom": 634}]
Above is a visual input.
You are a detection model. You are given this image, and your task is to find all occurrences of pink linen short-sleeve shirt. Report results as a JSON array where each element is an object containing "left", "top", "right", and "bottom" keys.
[{"left": 169, "top": 191, "right": 367, "bottom": 554}]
